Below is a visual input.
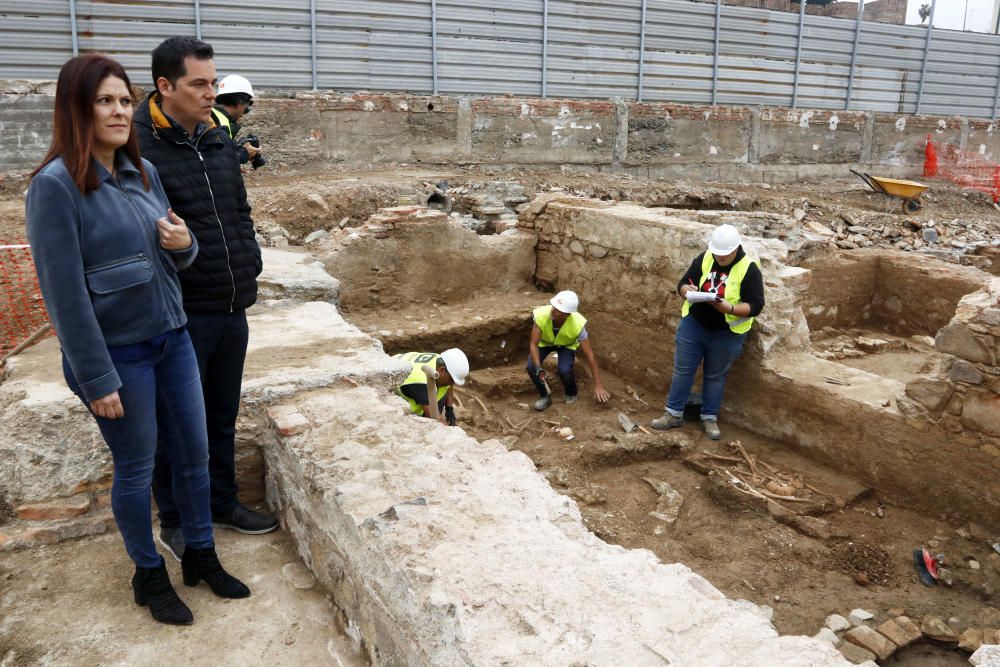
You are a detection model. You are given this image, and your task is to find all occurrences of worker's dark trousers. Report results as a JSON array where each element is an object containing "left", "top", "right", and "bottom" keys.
[
  {"left": 154, "top": 310, "right": 248, "bottom": 527},
  {"left": 526, "top": 345, "right": 577, "bottom": 398}
]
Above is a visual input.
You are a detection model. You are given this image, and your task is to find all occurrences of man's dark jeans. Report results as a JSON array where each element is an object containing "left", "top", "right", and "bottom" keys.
[
  {"left": 154, "top": 310, "right": 248, "bottom": 528},
  {"left": 526, "top": 345, "right": 578, "bottom": 398}
]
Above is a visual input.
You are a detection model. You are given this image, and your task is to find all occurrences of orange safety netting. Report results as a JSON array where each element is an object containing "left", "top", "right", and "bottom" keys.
[
  {"left": 0, "top": 241, "right": 51, "bottom": 359},
  {"left": 927, "top": 136, "right": 1000, "bottom": 203}
]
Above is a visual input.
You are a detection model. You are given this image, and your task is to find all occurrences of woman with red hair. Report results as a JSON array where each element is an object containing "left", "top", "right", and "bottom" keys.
[{"left": 25, "top": 54, "right": 249, "bottom": 625}]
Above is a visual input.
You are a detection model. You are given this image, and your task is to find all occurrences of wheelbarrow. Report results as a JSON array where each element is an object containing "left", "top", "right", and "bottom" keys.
[{"left": 850, "top": 169, "right": 929, "bottom": 214}]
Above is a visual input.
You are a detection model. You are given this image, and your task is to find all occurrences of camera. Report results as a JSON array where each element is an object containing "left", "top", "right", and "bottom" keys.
[{"left": 238, "top": 133, "right": 267, "bottom": 170}]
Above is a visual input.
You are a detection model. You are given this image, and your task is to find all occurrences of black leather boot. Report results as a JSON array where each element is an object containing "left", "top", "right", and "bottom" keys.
[
  {"left": 181, "top": 546, "right": 251, "bottom": 599},
  {"left": 132, "top": 562, "right": 194, "bottom": 625}
]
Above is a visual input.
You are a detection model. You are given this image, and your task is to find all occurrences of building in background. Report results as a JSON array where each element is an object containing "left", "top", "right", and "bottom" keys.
[{"left": 693, "top": 0, "right": 907, "bottom": 25}]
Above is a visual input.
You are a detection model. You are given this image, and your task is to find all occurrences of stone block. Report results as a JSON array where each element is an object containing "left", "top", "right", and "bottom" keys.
[
  {"left": 16, "top": 495, "right": 91, "bottom": 521},
  {"left": 961, "top": 391, "right": 1000, "bottom": 436},
  {"left": 839, "top": 641, "right": 877, "bottom": 665},
  {"left": 921, "top": 615, "right": 959, "bottom": 643},
  {"left": 813, "top": 628, "right": 840, "bottom": 644},
  {"left": 970, "top": 644, "right": 1000, "bottom": 666},
  {"left": 960, "top": 628, "right": 986, "bottom": 653},
  {"left": 826, "top": 613, "right": 851, "bottom": 633},
  {"left": 936, "top": 323, "right": 995, "bottom": 365},
  {"left": 877, "top": 617, "right": 921, "bottom": 649},
  {"left": 845, "top": 625, "right": 897, "bottom": 660},
  {"left": 904, "top": 378, "right": 954, "bottom": 415},
  {"left": 268, "top": 406, "right": 310, "bottom": 437},
  {"left": 849, "top": 609, "right": 875, "bottom": 626},
  {"left": 950, "top": 359, "right": 985, "bottom": 385}
]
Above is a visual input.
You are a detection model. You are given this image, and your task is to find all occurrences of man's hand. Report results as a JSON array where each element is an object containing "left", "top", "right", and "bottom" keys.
[
  {"left": 244, "top": 143, "right": 260, "bottom": 159},
  {"left": 535, "top": 368, "right": 547, "bottom": 383},
  {"left": 594, "top": 385, "right": 610, "bottom": 404},
  {"left": 157, "top": 208, "right": 192, "bottom": 250},
  {"left": 445, "top": 406, "right": 457, "bottom": 426},
  {"left": 90, "top": 391, "right": 124, "bottom": 419}
]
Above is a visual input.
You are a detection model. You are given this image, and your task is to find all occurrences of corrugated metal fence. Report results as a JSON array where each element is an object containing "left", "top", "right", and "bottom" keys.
[{"left": 3, "top": 0, "right": 1000, "bottom": 118}]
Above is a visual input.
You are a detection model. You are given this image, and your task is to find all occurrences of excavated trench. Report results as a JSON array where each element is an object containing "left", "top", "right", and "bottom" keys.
[{"left": 300, "top": 193, "right": 1000, "bottom": 663}]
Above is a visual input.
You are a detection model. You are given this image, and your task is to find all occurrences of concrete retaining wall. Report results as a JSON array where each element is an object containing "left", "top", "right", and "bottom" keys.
[{"left": 3, "top": 83, "right": 995, "bottom": 183}]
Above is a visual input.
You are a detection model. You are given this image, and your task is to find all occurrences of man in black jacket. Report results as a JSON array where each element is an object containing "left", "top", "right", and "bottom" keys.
[{"left": 134, "top": 36, "right": 277, "bottom": 561}]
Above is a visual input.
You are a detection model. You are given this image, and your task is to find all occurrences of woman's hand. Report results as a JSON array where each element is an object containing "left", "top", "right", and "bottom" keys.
[
  {"left": 90, "top": 391, "right": 124, "bottom": 419},
  {"left": 157, "top": 208, "right": 192, "bottom": 250}
]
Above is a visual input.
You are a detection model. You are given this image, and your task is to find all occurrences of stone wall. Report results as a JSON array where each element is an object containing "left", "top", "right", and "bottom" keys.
[
  {"left": 903, "top": 277, "right": 1000, "bottom": 439},
  {"left": 520, "top": 196, "right": 1000, "bottom": 524},
  {"left": 3, "top": 85, "right": 991, "bottom": 184}
]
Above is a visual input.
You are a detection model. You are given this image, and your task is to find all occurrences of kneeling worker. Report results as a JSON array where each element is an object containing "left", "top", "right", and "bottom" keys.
[
  {"left": 527, "top": 291, "right": 610, "bottom": 411},
  {"left": 394, "top": 349, "right": 470, "bottom": 425}
]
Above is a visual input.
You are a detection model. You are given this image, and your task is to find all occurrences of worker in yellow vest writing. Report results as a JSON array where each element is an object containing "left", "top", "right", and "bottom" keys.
[
  {"left": 394, "top": 349, "right": 470, "bottom": 425},
  {"left": 527, "top": 291, "right": 610, "bottom": 411},
  {"left": 650, "top": 224, "right": 765, "bottom": 441}
]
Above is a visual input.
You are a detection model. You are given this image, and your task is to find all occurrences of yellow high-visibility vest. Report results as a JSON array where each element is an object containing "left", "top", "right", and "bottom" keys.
[
  {"left": 394, "top": 352, "right": 449, "bottom": 416},
  {"left": 681, "top": 252, "right": 758, "bottom": 334},
  {"left": 533, "top": 306, "right": 587, "bottom": 350},
  {"left": 210, "top": 107, "right": 234, "bottom": 139}
]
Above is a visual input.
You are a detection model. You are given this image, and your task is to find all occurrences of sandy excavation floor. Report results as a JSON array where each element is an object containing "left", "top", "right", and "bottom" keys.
[
  {"left": 447, "top": 360, "right": 999, "bottom": 663},
  {"left": 0, "top": 527, "right": 365, "bottom": 667}
]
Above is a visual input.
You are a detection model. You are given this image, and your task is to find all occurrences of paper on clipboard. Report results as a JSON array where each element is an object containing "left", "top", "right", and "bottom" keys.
[{"left": 686, "top": 291, "right": 720, "bottom": 304}]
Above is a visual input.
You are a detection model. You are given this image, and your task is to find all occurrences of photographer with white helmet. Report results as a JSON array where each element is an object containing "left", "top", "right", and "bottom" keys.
[
  {"left": 212, "top": 74, "right": 265, "bottom": 168},
  {"left": 650, "top": 224, "right": 765, "bottom": 441}
]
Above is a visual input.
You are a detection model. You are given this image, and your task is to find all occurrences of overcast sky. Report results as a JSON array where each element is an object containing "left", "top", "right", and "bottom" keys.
[{"left": 900, "top": 0, "right": 994, "bottom": 31}]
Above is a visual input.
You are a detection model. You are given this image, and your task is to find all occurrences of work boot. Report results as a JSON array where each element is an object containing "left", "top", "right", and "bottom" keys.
[
  {"left": 132, "top": 561, "right": 194, "bottom": 625},
  {"left": 565, "top": 394, "right": 578, "bottom": 405},
  {"left": 533, "top": 395, "right": 552, "bottom": 411},
  {"left": 182, "top": 546, "right": 251, "bottom": 599},
  {"left": 212, "top": 504, "right": 279, "bottom": 535},
  {"left": 650, "top": 412, "right": 683, "bottom": 431},
  {"left": 703, "top": 420, "right": 721, "bottom": 441},
  {"left": 157, "top": 525, "right": 185, "bottom": 562}
]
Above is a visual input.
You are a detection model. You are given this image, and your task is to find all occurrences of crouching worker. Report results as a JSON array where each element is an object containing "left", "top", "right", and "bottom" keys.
[
  {"left": 394, "top": 349, "right": 470, "bottom": 425},
  {"left": 650, "top": 224, "right": 764, "bottom": 441},
  {"left": 527, "top": 290, "right": 610, "bottom": 411}
]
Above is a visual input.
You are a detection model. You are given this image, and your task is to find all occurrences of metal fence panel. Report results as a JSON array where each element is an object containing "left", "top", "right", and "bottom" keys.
[{"left": 5, "top": 0, "right": 1000, "bottom": 119}]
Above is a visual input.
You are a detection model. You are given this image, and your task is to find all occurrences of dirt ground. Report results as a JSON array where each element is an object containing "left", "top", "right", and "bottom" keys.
[
  {"left": 0, "top": 528, "right": 365, "bottom": 666},
  {"left": 448, "top": 360, "right": 999, "bottom": 663}
]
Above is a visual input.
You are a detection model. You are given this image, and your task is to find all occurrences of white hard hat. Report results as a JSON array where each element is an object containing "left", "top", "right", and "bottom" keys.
[
  {"left": 440, "top": 348, "right": 469, "bottom": 386},
  {"left": 217, "top": 74, "right": 254, "bottom": 98},
  {"left": 550, "top": 290, "right": 579, "bottom": 314},
  {"left": 708, "top": 224, "right": 742, "bottom": 255}
]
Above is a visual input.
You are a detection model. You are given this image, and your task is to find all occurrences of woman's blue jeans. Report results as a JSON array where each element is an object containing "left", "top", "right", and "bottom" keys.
[
  {"left": 665, "top": 316, "right": 747, "bottom": 421},
  {"left": 63, "top": 328, "right": 214, "bottom": 568}
]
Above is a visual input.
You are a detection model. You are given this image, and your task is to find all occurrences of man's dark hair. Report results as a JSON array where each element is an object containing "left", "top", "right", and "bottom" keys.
[
  {"left": 217, "top": 92, "right": 252, "bottom": 108},
  {"left": 152, "top": 36, "right": 214, "bottom": 86}
]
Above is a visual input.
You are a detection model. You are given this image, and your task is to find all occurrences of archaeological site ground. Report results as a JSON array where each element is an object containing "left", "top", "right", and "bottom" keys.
[{"left": 2, "top": 88, "right": 1000, "bottom": 667}]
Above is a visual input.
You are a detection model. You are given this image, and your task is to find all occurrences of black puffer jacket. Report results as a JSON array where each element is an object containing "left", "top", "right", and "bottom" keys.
[{"left": 133, "top": 93, "right": 261, "bottom": 314}]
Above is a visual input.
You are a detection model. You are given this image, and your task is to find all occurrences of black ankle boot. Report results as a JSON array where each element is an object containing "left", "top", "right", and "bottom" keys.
[
  {"left": 181, "top": 546, "right": 251, "bottom": 599},
  {"left": 132, "top": 562, "right": 194, "bottom": 625}
]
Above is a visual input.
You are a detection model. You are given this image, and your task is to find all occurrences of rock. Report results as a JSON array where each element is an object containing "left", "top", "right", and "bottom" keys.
[
  {"left": 959, "top": 628, "right": 986, "bottom": 653},
  {"left": 303, "top": 229, "right": 330, "bottom": 245},
  {"left": 839, "top": 641, "right": 877, "bottom": 665},
  {"left": 826, "top": 613, "right": 852, "bottom": 633},
  {"left": 793, "top": 208, "right": 806, "bottom": 221},
  {"left": 922, "top": 227, "right": 939, "bottom": 243},
  {"left": 814, "top": 628, "right": 840, "bottom": 644},
  {"left": 338, "top": 216, "right": 350, "bottom": 228},
  {"left": 587, "top": 244, "right": 609, "bottom": 259},
  {"left": 268, "top": 405, "right": 310, "bottom": 436},
  {"left": 805, "top": 221, "right": 835, "bottom": 237},
  {"left": 921, "top": 615, "right": 959, "bottom": 643},
  {"left": 904, "top": 378, "right": 954, "bottom": 416},
  {"left": 281, "top": 561, "right": 316, "bottom": 589},
  {"left": 876, "top": 618, "right": 921, "bottom": 650},
  {"left": 15, "top": 495, "right": 91, "bottom": 521},
  {"left": 950, "top": 359, "right": 985, "bottom": 385},
  {"left": 848, "top": 609, "right": 875, "bottom": 626},
  {"left": 856, "top": 337, "right": 890, "bottom": 353},
  {"left": 961, "top": 391, "right": 1000, "bottom": 436},
  {"left": 970, "top": 560, "right": 982, "bottom": 570},
  {"left": 643, "top": 478, "right": 684, "bottom": 525},
  {"left": 305, "top": 193, "right": 329, "bottom": 211},
  {"left": 845, "top": 625, "right": 898, "bottom": 660},
  {"left": 936, "top": 323, "right": 995, "bottom": 365},
  {"left": 937, "top": 567, "right": 955, "bottom": 586},
  {"left": 569, "top": 239, "right": 586, "bottom": 255},
  {"left": 970, "top": 644, "right": 1000, "bottom": 666}
]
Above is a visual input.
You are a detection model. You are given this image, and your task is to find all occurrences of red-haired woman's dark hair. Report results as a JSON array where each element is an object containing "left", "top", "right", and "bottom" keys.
[{"left": 32, "top": 54, "right": 149, "bottom": 194}]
